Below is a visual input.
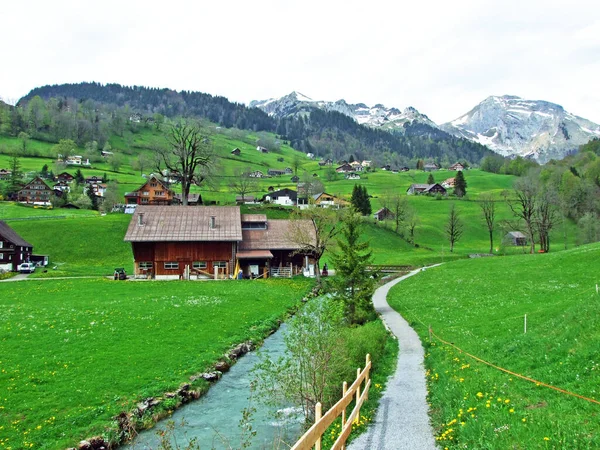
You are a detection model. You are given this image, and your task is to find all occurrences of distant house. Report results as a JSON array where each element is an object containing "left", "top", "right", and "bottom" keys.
[
  {"left": 373, "top": 207, "right": 394, "bottom": 221},
  {"left": 17, "top": 176, "right": 54, "bottom": 205},
  {"left": 231, "top": 148, "right": 241, "bottom": 156},
  {"left": 85, "top": 176, "right": 103, "bottom": 184},
  {"left": 262, "top": 188, "right": 297, "bottom": 206},
  {"left": 336, "top": 164, "right": 353, "bottom": 173},
  {"left": 381, "top": 164, "right": 391, "bottom": 171},
  {"left": 53, "top": 181, "right": 70, "bottom": 193},
  {"left": 268, "top": 169, "right": 286, "bottom": 177},
  {"left": 449, "top": 162, "right": 466, "bottom": 171},
  {"left": 64, "top": 155, "right": 91, "bottom": 166},
  {"left": 284, "top": 167, "right": 293, "bottom": 175},
  {"left": 101, "top": 150, "right": 114, "bottom": 158},
  {"left": 313, "top": 192, "right": 349, "bottom": 209},
  {"left": 424, "top": 163, "right": 440, "bottom": 171},
  {"left": 442, "top": 177, "right": 456, "bottom": 189},
  {"left": 236, "top": 195, "right": 256, "bottom": 204},
  {"left": 0, "top": 169, "right": 11, "bottom": 181},
  {"left": 173, "top": 193, "right": 202, "bottom": 206},
  {"left": 504, "top": 231, "right": 528, "bottom": 246},
  {"left": 257, "top": 146, "right": 269, "bottom": 153},
  {"left": 56, "top": 172, "right": 74, "bottom": 183},
  {"left": 361, "top": 160, "right": 372, "bottom": 168},
  {"left": 345, "top": 173, "right": 361, "bottom": 180},
  {"left": 399, "top": 167, "right": 410, "bottom": 172},
  {"left": 306, "top": 152, "right": 315, "bottom": 159},
  {"left": 267, "top": 186, "right": 274, "bottom": 192},
  {"left": 291, "top": 175, "right": 300, "bottom": 183},
  {"left": 318, "top": 158, "right": 333, "bottom": 166},
  {"left": 124, "top": 175, "right": 175, "bottom": 205},
  {"left": 249, "top": 170, "right": 265, "bottom": 178},
  {"left": 406, "top": 183, "right": 447, "bottom": 195},
  {"left": 86, "top": 183, "right": 107, "bottom": 197},
  {"left": 0, "top": 220, "right": 34, "bottom": 272}
]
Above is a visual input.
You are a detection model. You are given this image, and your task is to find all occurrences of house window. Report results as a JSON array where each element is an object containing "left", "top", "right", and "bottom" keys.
[
  {"left": 192, "top": 261, "right": 207, "bottom": 269},
  {"left": 141, "top": 198, "right": 149, "bottom": 204},
  {"left": 164, "top": 262, "right": 179, "bottom": 270},
  {"left": 155, "top": 191, "right": 164, "bottom": 196},
  {"left": 0, "top": 253, "right": 3, "bottom": 260},
  {"left": 139, "top": 262, "right": 153, "bottom": 270},
  {"left": 150, "top": 183, "right": 157, "bottom": 188},
  {"left": 213, "top": 261, "right": 227, "bottom": 269},
  {"left": 142, "top": 191, "right": 150, "bottom": 196},
  {"left": 0, "top": 242, "right": 3, "bottom": 248}
]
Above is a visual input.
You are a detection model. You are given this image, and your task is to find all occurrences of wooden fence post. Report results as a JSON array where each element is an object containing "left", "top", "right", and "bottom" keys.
[
  {"left": 341, "top": 381, "right": 348, "bottom": 450},
  {"left": 365, "top": 354, "right": 371, "bottom": 401},
  {"left": 315, "top": 402, "right": 322, "bottom": 450}
]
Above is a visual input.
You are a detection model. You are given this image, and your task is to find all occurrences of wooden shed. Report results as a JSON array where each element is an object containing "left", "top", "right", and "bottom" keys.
[{"left": 504, "top": 231, "right": 528, "bottom": 246}]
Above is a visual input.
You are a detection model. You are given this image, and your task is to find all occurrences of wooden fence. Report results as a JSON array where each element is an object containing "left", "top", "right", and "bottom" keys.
[{"left": 290, "top": 354, "right": 371, "bottom": 450}]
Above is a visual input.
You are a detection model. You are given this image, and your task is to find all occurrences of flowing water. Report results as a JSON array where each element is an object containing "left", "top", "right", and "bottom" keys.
[{"left": 124, "top": 323, "right": 303, "bottom": 449}]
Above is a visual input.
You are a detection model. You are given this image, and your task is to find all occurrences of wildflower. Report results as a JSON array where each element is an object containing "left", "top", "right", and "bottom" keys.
[
  {"left": 509, "top": 408, "right": 514, "bottom": 413},
  {"left": 476, "top": 392, "right": 484, "bottom": 398},
  {"left": 544, "top": 437, "right": 550, "bottom": 441},
  {"left": 522, "top": 418, "right": 527, "bottom": 422},
  {"left": 504, "top": 399, "right": 510, "bottom": 404}
]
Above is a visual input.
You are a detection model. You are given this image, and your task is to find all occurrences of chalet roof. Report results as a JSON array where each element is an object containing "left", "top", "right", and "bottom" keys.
[
  {"left": 374, "top": 207, "right": 391, "bottom": 215},
  {"left": 506, "top": 231, "right": 527, "bottom": 238},
  {"left": 236, "top": 195, "right": 255, "bottom": 202},
  {"left": 124, "top": 206, "right": 242, "bottom": 242},
  {"left": 239, "top": 219, "right": 314, "bottom": 251},
  {"left": 174, "top": 193, "right": 201, "bottom": 203},
  {"left": 0, "top": 220, "right": 33, "bottom": 248},
  {"left": 236, "top": 250, "right": 273, "bottom": 259},
  {"left": 20, "top": 176, "right": 51, "bottom": 190},
  {"left": 409, "top": 184, "right": 431, "bottom": 190},
  {"left": 241, "top": 214, "right": 267, "bottom": 222}
]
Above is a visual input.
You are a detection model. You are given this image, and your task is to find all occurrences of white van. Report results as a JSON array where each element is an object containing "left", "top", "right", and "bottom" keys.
[{"left": 18, "top": 263, "right": 36, "bottom": 274}]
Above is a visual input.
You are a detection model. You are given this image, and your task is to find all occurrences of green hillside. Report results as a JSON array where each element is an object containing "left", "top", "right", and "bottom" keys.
[{"left": 387, "top": 243, "right": 600, "bottom": 448}]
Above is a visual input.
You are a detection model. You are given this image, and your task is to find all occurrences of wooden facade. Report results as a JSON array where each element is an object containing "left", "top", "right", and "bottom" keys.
[
  {"left": 124, "top": 175, "right": 175, "bottom": 205},
  {"left": 131, "top": 241, "right": 235, "bottom": 279},
  {"left": 0, "top": 221, "right": 33, "bottom": 272},
  {"left": 17, "top": 176, "right": 53, "bottom": 205}
]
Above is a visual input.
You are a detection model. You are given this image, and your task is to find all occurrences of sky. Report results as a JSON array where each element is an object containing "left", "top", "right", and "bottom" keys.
[{"left": 2, "top": 0, "right": 599, "bottom": 124}]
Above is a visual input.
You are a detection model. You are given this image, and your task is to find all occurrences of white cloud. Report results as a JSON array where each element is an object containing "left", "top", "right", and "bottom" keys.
[{"left": 1, "top": 0, "right": 599, "bottom": 124}]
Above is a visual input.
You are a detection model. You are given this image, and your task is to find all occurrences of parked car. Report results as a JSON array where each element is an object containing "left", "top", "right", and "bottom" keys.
[
  {"left": 114, "top": 268, "right": 127, "bottom": 280},
  {"left": 18, "top": 263, "right": 36, "bottom": 274}
]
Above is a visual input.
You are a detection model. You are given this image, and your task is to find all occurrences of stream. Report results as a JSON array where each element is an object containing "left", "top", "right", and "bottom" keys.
[{"left": 124, "top": 323, "right": 303, "bottom": 449}]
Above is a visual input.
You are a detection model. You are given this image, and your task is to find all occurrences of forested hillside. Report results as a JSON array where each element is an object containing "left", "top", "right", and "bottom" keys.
[{"left": 9, "top": 82, "right": 496, "bottom": 167}]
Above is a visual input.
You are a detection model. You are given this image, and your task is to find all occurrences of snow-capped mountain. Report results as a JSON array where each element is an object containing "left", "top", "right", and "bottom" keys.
[
  {"left": 441, "top": 95, "right": 600, "bottom": 163},
  {"left": 250, "top": 92, "right": 438, "bottom": 133}
]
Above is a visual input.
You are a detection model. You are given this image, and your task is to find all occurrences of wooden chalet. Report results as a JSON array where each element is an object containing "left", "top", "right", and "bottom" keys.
[
  {"left": 406, "top": 183, "right": 447, "bottom": 195},
  {"left": 17, "top": 176, "right": 54, "bottom": 205},
  {"left": 336, "top": 164, "right": 353, "bottom": 173},
  {"left": 504, "top": 231, "right": 528, "bottom": 246},
  {"left": 257, "top": 146, "right": 269, "bottom": 153},
  {"left": 373, "top": 207, "right": 394, "bottom": 221},
  {"left": 318, "top": 158, "right": 333, "bottom": 166},
  {"left": 268, "top": 169, "right": 286, "bottom": 177},
  {"left": 442, "top": 177, "right": 456, "bottom": 189},
  {"left": 381, "top": 164, "right": 391, "bottom": 171},
  {"left": 56, "top": 172, "right": 74, "bottom": 183},
  {"left": 424, "top": 163, "right": 440, "bottom": 171},
  {"left": 85, "top": 176, "right": 103, "bottom": 184},
  {"left": 124, "top": 207, "right": 316, "bottom": 280},
  {"left": 249, "top": 170, "right": 265, "bottom": 178},
  {"left": 0, "top": 220, "right": 33, "bottom": 272},
  {"left": 173, "top": 193, "right": 202, "bottom": 205},
  {"left": 124, "top": 175, "right": 175, "bottom": 205},
  {"left": 231, "top": 148, "right": 241, "bottom": 156},
  {"left": 449, "top": 162, "right": 466, "bottom": 171},
  {"left": 262, "top": 188, "right": 297, "bottom": 206}
]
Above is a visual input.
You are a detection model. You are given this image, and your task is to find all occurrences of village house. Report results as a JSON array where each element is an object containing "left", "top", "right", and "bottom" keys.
[
  {"left": 256, "top": 146, "right": 269, "bottom": 153},
  {"left": 442, "top": 177, "right": 456, "bottom": 189},
  {"left": 291, "top": 175, "right": 300, "bottom": 183},
  {"left": 173, "top": 193, "right": 202, "bottom": 206},
  {"left": 335, "top": 163, "right": 353, "bottom": 173},
  {"left": 0, "top": 169, "right": 11, "bottom": 181},
  {"left": 17, "top": 176, "right": 54, "bottom": 205},
  {"left": 399, "top": 167, "right": 410, "bottom": 172},
  {"left": 231, "top": 148, "right": 241, "bottom": 156},
  {"left": 318, "top": 158, "right": 333, "bottom": 166},
  {"left": 262, "top": 188, "right": 297, "bottom": 206},
  {"left": 248, "top": 170, "right": 265, "bottom": 178},
  {"left": 297, "top": 192, "right": 349, "bottom": 209},
  {"left": 56, "top": 172, "right": 74, "bottom": 183},
  {"left": 53, "top": 181, "right": 70, "bottom": 193},
  {"left": 64, "top": 155, "right": 91, "bottom": 166},
  {"left": 85, "top": 176, "right": 104, "bottom": 185},
  {"left": 124, "top": 175, "right": 176, "bottom": 205},
  {"left": 373, "top": 207, "right": 394, "bottom": 221},
  {"left": 0, "top": 220, "right": 33, "bottom": 272},
  {"left": 381, "top": 164, "right": 392, "bottom": 171},
  {"left": 406, "top": 183, "right": 447, "bottom": 195},
  {"left": 306, "top": 152, "right": 315, "bottom": 159},
  {"left": 123, "top": 207, "right": 316, "bottom": 280},
  {"left": 236, "top": 195, "right": 256, "bottom": 204},
  {"left": 86, "top": 183, "right": 107, "bottom": 197},
  {"left": 423, "top": 163, "right": 440, "bottom": 171},
  {"left": 449, "top": 162, "right": 466, "bottom": 171},
  {"left": 361, "top": 160, "right": 372, "bottom": 168},
  {"left": 345, "top": 173, "right": 361, "bottom": 180},
  {"left": 267, "top": 169, "right": 286, "bottom": 177},
  {"left": 504, "top": 231, "right": 528, "bottom": 246}
]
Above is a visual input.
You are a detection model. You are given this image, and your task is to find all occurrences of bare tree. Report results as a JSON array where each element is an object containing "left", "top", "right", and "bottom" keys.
[
  {"left": 228, "top": 166, "right": 258, "bottom": 201},
  {"left": 407, "top": 208, "right": 419, "bottom": 244},
  {"left": 504, "top": 176, "right": 538, "bottom": 253},
  {"left": 155, "top": 121, "right": 214, "bottom": 206},
  {"left": 287, "top": 208, "right": 340, "bottom": 283},
  {"left": 445, "top": 204, "right": 463, "bottom": 253},
  {"left": 291, "top": 154, "right": 304, "bottom": 175},
  {"left": 382, "top": 191, "right": 408, "bottom": 234},
  {"left": 536, "top": 186, "right": 560, "bottom": 252},
  {"left": 131, "top": 153, "right": 150, "bottom": 176},
  {"left": 478, "top": 194, "right": 496, "bottom": 253}
]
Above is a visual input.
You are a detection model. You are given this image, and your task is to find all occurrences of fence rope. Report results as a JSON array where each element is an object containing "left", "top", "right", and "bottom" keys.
[{"left": 429, "top": 328, "right": 600, "bottom": 406}]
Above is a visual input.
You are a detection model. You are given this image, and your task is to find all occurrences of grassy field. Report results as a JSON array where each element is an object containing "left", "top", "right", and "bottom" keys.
[
  {"left": 387, "top": 243, "right": 600, "bottom": 449},
  {"left": 0, "top": 277, "right": 313, "bottom": 449}
]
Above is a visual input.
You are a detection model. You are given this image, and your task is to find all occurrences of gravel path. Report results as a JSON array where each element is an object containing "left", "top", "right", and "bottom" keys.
[{"left": 349, "top": 268, "right": 438, "bottom": 450}]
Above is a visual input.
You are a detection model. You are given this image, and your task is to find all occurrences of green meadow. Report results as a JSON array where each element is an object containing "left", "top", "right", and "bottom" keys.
[
  {"left": 387, "top": 243, "right": 600, "bottom": 449},
  {"left": 0, "top": 277, "right": 313, "bottom": 449}
]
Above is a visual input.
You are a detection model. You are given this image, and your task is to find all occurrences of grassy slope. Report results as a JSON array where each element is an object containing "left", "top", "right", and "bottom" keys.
[
  {"left": 387, "top": 243, "right": 600, "bottom": 449},
  {"left": 0, "top": 277, "right": 313, "bottom": 449}
]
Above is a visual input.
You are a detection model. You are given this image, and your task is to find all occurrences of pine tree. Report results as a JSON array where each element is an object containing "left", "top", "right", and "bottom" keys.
[
  {"left": 360, "top": 185, "right": 372, "bottom": 216},
  {"left": 86, "top": 184, "right": 99, "bottom": 210},
  {"left": 427, "top": 173, "right": 435, "bottom": 184},
  {"left": 329, "top": 212, "right": 376, "bottom": 324},
  {"left": 350, "top": 184, "right": 363, "bottom": 213},
  {"left": 454, "top": 170, "right": 467, "bottom": 197},
  {"left": 75, "top": 169, "right": 84, "bottom": 184}
]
